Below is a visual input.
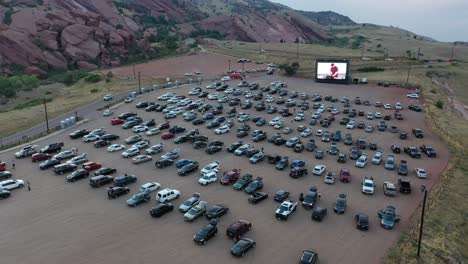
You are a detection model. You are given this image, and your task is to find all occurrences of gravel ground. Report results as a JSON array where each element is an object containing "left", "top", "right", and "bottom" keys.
[{"left": 0, "top": 75, "right": 449, "bottom": 264}]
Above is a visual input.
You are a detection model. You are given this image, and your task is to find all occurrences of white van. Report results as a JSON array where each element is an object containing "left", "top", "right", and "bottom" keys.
[{"left": 156, "top": 188, "right": 180, "bottom": 203}]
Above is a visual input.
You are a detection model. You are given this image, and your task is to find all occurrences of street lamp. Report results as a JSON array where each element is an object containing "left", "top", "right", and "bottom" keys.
[
  {"left": 228, "top": 60, "right": 231, "bottom": 73},
  {"left": 417, "top": 184, "right": 428, "bottom": 257}
]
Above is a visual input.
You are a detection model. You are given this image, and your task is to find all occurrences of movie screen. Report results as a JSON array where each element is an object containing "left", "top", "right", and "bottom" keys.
[{"left": 316, "top": 62, "right": 348, "bottom": 80}]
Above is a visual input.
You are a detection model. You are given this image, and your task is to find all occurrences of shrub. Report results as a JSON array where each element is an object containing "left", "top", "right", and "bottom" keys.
[
  {"left": 84, "top": 74, "right": 102, "bottom": 83},
  {"left": 90, "top": 88, "right": 99, "bottom": 93},
  {"left": 64, "top": 73, "right": 75, "bottom": 86},
  {"left": 435, "top": 100, "right": 444, "bottom": 109},
  {"left": 3, "top": 9, "right": 14, "bottom": 25},
  {"left": 357, "top": 66, "right": 385, "bottom": 72}
]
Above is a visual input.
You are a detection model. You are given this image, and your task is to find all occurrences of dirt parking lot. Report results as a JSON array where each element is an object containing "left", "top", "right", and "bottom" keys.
[{"left": 0, "top": 75, "right": 448, "bottom": 264}]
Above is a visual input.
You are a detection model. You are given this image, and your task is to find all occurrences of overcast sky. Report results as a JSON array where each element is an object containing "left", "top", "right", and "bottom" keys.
[{"left": 271, "top": 0, "right": 468, "bottom": 42}]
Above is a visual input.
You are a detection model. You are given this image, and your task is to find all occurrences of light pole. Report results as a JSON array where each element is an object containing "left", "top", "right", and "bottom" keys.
[
  {"left": 417, "top": 184, "right": 428, "bottom": 257},
  {"left": 43, "top": 99, "right": 49, "bottom": 133},
  {"left": 406, "top": 62, "right": 412, "bottom": 86},
  {"left": 228, "top": 60, "right": 231, "bottom": 73}
]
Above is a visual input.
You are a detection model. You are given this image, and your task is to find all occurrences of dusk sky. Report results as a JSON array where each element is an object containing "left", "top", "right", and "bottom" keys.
[{"left": 271, "top": 0, "right": 468, "bottom": 42}]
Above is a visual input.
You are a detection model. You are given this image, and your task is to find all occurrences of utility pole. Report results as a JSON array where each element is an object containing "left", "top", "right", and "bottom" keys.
[
  {"left": 259, "top": 41, "right": 262, "bottom": 53},
  {"left": 228, "top": 59, "right": 231, "bottom": 73},
  {"left": 296, "top": 42, "right": 299, "bottom": 59},
  {"left": 417, "top": 188, "right": 428, "bottom": 257},
  {"left": 406, "top": 62, "right": 411, "bottom": 86},
  {"left": 44, "top": 99, "right": 49, "bottom": 133},
  {"left": 450, "top": 44, "right": 455, "bottom": 61},
  {"left": 242, "top": 61, "right": 245, "bottom": 72},
  {"left": 138, "top": 72, "right": 141, "bottom": 94},
  {"left": 361, "top": 44, "right": 365, "bottom": 58},
  {"left": 132, "top": 64, "right": 136, "bottom": 80},
  {"left": 417, "top": 47, "right": 421, "bottom": 62}
]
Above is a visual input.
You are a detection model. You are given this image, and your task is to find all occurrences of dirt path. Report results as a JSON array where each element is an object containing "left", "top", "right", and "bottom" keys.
[{"left": 431, "top": 77, "right": 468, "bottom": 120}]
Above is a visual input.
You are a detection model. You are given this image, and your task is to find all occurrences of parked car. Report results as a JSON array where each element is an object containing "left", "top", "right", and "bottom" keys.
[
  {"left": 377, "top": 206, "right": 401, "bottom": 229},
  {"left": 226, "top": 220, "right": 252, "bottom": 240},
  {"left": 194, "top": 219, "right": 218, "bottom": 245},
  {"left": 383, "top": 181, "right": 397, "bottom": 196},
  {"left": 355, "top": 213, "right": 369, "bottom": 231},
  {"left": 107, "top": 186, "right": 130, "bottom": 199},
  {"left": 149, "top": 203, "right": 174, "bottom": 217},
  {"left": 126, "top": 192, "right": 150, "bottom": 207},
  {"left": 248, "top": 191, "right": 268, "bottom": 204},
  {"left": 311, "top": 207, "right": 327, "bottom": 221},
  {"left": 245, "top": 177, "right": 264, "bottom": 194}
]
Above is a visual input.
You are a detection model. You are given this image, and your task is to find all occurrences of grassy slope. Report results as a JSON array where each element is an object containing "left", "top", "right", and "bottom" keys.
[
  {"left": 207, "top": 39, "right": 468, "bottom": 263},
  {"left": 385, "top": 64, "right": 468, "bottom": 263},
  {"left": 0, "top": 76, "right": 151, "bottom": 138}
]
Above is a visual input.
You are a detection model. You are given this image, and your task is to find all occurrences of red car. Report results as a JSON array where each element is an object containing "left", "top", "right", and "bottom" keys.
[
  {"left": 31, "top": 153, "right": 51, "bottom": 162},
  {"left": 211, "top": 109, "right": 222, "bottom": 115},
  {"left": 83, "top": 162, "right": 102, "bottom": 171},
  {"left": 0, "top": 161, "right": 6, "bottom": 171},
  {"left": 161, "top": 133, "right": 175, "bottom": 140},
  {"left": 111, "top": 118, "right": 125, "bottom": 125},
  {"left": 220, "top": 169, "right": 241, "bottom": 185},
  {"left": 340, "top": 168, "right": 351, "bottom": 183},
  {"left": 157, "top": 122, "right": 170, "bottom": 130}
]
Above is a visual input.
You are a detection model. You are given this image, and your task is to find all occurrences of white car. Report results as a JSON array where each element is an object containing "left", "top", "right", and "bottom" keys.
[
  {"left": 415, "top": 168, "right": 427, "bottom": 178},
  {"left": 366, "top": 112, "right": 374, "bottom": 120},
  {"left": 221, "top": 76, "right": 231, "bottom": 81},
  {"left": 312, "top": 165, "right": 326, "bottom": 176},
  {"left": 244, "top": 92, "right": 253, "bottom": 98},
  {"left": 156, "top": 188, "right": 180, "bottom": 203},
  {"left": 224, "top": 88, "right": 234, "bottom": 94},
  {"left": 146, "top": 128, "right": 161, "bottom": 136},
  {"left": 103, "top": 94, "right": 113, "bottom": 101},
  {"left": 407, "top": 93, "right": 420, "bottom": 99},
  {"left": 384, "top": 103, "right": 391, "bottom": 109},
  {"left": 346, "top": 120, "right": 355, "bottom": 129},
  {"left": 201, "top": 161, "right": 220, "bottom": 175},
  {"left": 215, "top": 125, "right": 230, "bottom": 135},
  {"left": 122, "top": 147, "right": 140, "bottom": 158},
  {"left": 372, "top": 151, "right": 383, "bottom": 165},
  {"left": 374, "top": 112, "right": 382, "bottom": 118},
  {"left": 315, "top": 129, "right": 324, "bottom": 136},
  {"left": 108, "top": 144, "right": 125, "bottom": 152},
  {"left": 234, "top": 144, "right": 251, "bottom": 155},
  {"left": 167, "top": 97, "right": 181, "bottom": 104},
  {"left": 300, "top": 128, "right": 313, "bottom": 138},
  {"left": 158, "top": 93, "right": 176, "bottom": 100},
  {"left": 145, "top": 144, "right": 164, "bottom": 155},
  {"left": 206, "top": 83, "right": 217, "bottom": 89},
  {"left": 207, "top": 93, "right": 219, "bottom": 100},
  {"left": 103, "top": 109, "right": 113, "bottom": 116},
  {"left": 139, "top": 182, "right": 161, "bottom": 194},
  {"left": 0, "top": 179, "right": 24, "bottom": 190},
  {"left": 124, "top": 97, "right": 134, "bottom": 103},
  {"left": 324, "top": 172, "right": 335, "bottom": 184},
  {"left": 362, "top": 177, "right": 375, "bottom": 195},
  {"left": 132, "top": 140, "right": 150, "bottom": 150},
  {"left": 53, "top": 149, "right": 76, "bottom": 160},
  {"left": 132, "top": 155, "right": 152, "bottom": 164},
  {"left": 132, "top": 125, "right": 148, "bottom": 133},
  {"left": 238, "top": 114, "right": 250, "bottom": 122},
  {"left": 294, "top": 113, "right": 305, "bottom": 121},
  {"left": 355, "top": 154, "right": 368, "bottom": 168},
  {"left": 184, "top": 72, "right": 193, "bottom": 76},
  {"left": 269, "top": 117, "right": 282, "bottom": 126},
  {"left": 66, "top": 153, "right": 88, "bottom": 165},
  {"left": 395, "top": 102, "right": 403, "bottom": 110},
  {"left": 83, "top": 134, "right": 100, "bottom": 142},
  {"left": 164, "top": 112, "right": 177, "bottom": 119},
  {"left": 198, "top": 171, "right": 218, "bottom": 185}
]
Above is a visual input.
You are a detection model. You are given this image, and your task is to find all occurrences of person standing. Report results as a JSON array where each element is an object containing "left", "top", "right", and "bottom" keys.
[{"left": 27, "top": 180, "right": 31, "bottom": 191}]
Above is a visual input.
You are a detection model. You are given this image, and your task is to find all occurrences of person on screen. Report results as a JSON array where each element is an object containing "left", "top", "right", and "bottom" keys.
[{"left": 330, "top": 63, "right": 339, "bottom": 79}]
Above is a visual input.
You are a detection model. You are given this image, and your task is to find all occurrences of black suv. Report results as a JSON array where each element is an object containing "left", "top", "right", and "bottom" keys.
[
  {"left": 226, "top": 220, "right": 252, "bottom": 240},
  {"left": 41, "top": 142, "right": 64, "bottom": 154},
  {"left": 100, "top": 134, "right": 120, "bottom": 141},
  {"left": 53, "top": 164, "right": 77, "bottom": 175},
  {"left": 194, "top": 220, "right": 218, "bottom": 245},
  {"left": 155, "top": 159, "right": 174, "bottom": 168},
  {"left": 150, "top": 203, "right": 174, "bottom": 217},
  {"left": 178, "top": 162, "right": 199, "bottom": 176},
  {"left": 66, "top": 169, "right": 89, "bottom": 182},
  {"left": 107, "top": 186, "right": 130, "bottom": 199},
  {"left": 114, "top": 175, "right": 138, "bottom": 186},
  {"left": 69, "top": 129, "right": 89, "bottom": 139},
  {"left": 90, "top": 175, "right": 114, "bottom": 187}
]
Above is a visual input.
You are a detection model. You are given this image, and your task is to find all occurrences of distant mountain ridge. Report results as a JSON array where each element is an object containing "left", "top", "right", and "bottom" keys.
[
  {"left": 298, "top": 10, "right": 356, "bottom": 26},
  {"left": 0, "top": 0, "right": 354, "bottom": 74}
]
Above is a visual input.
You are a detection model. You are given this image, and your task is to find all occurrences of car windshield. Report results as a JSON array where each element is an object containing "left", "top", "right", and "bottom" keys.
[
  {"left": 364, "top": 182, "right": 373, "bottom": 187},
  {"left": 183, "top": 200, "right": 193, "bottom": 206},
  {"left": 197, "top": 228, "right": 208, "bottom": 236},
  {"left": 188, "top": 207, "right": 197, "bottom": 214}
]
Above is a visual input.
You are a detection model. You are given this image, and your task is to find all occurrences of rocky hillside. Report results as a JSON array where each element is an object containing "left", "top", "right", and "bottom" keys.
[
  {"left": 0, "top": 0, "right": 334, "bottom": 75},
  {"left": 298, "top": 11, "right": 356, "bottom": 26}
]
